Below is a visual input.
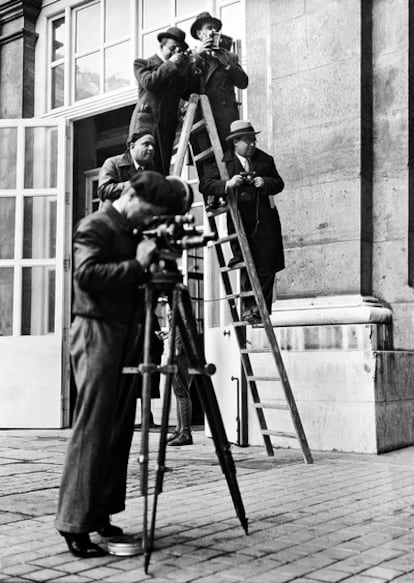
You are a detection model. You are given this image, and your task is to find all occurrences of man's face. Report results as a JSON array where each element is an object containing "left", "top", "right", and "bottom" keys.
[
  {"left": 234, "top": 135, "right": 257, "bottom": 158},
  {"left": 130, "top": 135, "right": 155, "bottom": 166},
  {"left": 197, "top": 22, "right": 218, "bottom": 42},
  {"left": 124, "top": 194, "right": 167, "bottom": 228},
  {"left": 160, "top": 38, "right": 185, "bottom": 60}
]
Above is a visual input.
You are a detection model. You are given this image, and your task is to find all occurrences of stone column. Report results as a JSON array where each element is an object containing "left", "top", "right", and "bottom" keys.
[{"left": 0, "top": 0, "right": 42, "bottom": 119}]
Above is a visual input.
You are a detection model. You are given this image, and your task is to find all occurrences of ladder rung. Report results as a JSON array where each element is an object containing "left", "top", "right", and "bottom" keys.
[
  {"left": 191, "top": 119, "right": 206, "bottom": 133},
  {"left": 246, "top": 375, "right": 280, "bottom": 382},
  {"left": 220, "top": 263, "right": 246, "bottom": 272},
  {"left": 262, "top": 430, "right": 297, "bottom": 439},
  {"left": 214, "top": 234, "right": 238, "bottom": 244},
  {"left": 193, "top": 147, "right": 214, "bottom": 162},
  {"left": 253, "top": 402, "right": 289, "bottom": 410}
]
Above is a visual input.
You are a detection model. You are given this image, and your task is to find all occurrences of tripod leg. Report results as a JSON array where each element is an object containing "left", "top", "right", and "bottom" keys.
[
  {"left": 146, "top": 288, "right": 180, "bottom": 572},
  {"left": 175, "top": 285, "right": 248, "bottom": 534},
  {"left": 140, "top": 286, "right": 155, "bottom": 568}
]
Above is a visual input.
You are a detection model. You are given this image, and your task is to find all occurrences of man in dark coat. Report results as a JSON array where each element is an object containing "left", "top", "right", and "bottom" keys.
[
  {"left": 98, "top": 126, "right": 155, "bottom": 202},
  {"left": 190, "top": 12, "right": 248, "bottom": 150},
  {"left": 54, "top": 172, "right": 186, "bottom": 558},
  {"left": 129, "top": 26, "right": 196, "bottom": 175},
  {"left": 199, "top": 120, "right": 285, "bottom": 324}
]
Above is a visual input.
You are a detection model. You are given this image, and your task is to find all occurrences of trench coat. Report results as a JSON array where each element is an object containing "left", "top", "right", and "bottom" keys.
[
  {"left": 129, "top": 54, "right": 196, "bottom": 175},
  {"left": 199, "top": 147, "right": 285, "bottom": 273},
  {"left": 195, "top": 51, "right": 248, "bottom": 148}
]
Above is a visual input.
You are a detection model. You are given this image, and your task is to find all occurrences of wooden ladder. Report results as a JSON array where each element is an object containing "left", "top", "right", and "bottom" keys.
[{"left": 172, "top": 94, "right": 313, "bottom": 463}]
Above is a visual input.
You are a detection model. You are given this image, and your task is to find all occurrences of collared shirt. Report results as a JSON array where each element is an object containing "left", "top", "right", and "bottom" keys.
[{"left": 235, "top": 153, "right": 250, "bottom": 172}]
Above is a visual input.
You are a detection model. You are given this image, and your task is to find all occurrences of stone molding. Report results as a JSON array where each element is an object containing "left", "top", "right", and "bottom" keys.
[
  {"left": 271, "top": 295, "right": 392, "bottom": 327},
  {"left": 0, "top": 0, "right": 41, "bottom": 26}
]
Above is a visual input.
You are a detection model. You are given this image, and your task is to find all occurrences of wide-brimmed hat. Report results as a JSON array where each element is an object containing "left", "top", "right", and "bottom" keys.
[
  {"left": 190, "top": 11, "right": 222, "bottom": 39},
  {"left": 225, "top": 120, "right": 261, "bottom": 142},
  {"left": 157, "top": 26, "right": 188, "bottom": 49}
]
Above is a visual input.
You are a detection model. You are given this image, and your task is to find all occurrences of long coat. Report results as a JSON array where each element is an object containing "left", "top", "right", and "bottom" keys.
[
  {"left": 195, "top": 52, "right": 248, "bottom": 148},
  {"left": 129, "top": 54, "right": 195, "bottom": 175},
  {"left": 199, "top": 147, "right": 285, "bottom": 273}
]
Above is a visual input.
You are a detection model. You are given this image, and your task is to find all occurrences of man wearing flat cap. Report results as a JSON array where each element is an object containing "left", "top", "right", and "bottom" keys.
[
  {"left": 55, "top": 172, "right": 189, "bottom": 558},
  {"left": 199, "top": 120, "right": 285, "bottom": 324},
  {"left": 191, "top": 12, "right": 248, "bottom": 149},
  {"left": 129, "top": 26, "right": 198, "bottom": 175}
]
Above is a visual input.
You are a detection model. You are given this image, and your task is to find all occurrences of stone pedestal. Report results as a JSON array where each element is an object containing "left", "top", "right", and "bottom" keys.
[{"left": 244, "top": 296, "right": 414, "bottom": 453}]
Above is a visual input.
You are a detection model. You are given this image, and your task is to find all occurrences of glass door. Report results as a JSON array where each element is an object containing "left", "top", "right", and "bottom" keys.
[{"left": 0, "top": 119, "right": 69, "bottom": 428}]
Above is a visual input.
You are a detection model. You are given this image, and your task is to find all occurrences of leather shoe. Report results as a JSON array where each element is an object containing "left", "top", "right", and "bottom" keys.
[
  {"left": 242, "top": 309, "right": 261, "bottom": 325},
  {"left": 167, "top": 430, "right": 180, "bottom": 443},
  {"left": 168, "top": 433, "right": 193, "bottom": 446},
  {"left": 60, "top": 532, "right": 107, "bottom": 558},
  {"left": 97, "top": 520, "right": 123, "bottom": 537},
  {"left": 228, "top": 256, "right": 243, "bottom": 268}
]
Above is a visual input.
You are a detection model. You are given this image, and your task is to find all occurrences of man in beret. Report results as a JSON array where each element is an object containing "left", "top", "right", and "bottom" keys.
[
  {"left": 191, "top": 12, "right": 248, "bottom": 150},
  {"left": 55, "top": 172, "right": 184, "bottom": 558},
  {"left": 129, "top": 26, "right": 198, "bottom": 175},
  {"left": 199, "top": 120, "right": 285, "bottom": 324}
]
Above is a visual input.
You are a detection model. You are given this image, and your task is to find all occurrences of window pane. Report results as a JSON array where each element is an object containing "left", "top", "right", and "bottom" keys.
[
  {"left": 105, "top": 0, "right": 130, "bottom": 42},
  {"left": 0, "top": 268, "right": 13, "bottom": 336},
  {"left": 75, "top": 53, "right": 100, "bottom": 100},
  {"left": 176, "top": 0, "right": 205, "bottom": 18},
  {"left": 219, "top": 3, "right": 241, "bottom": 39},
  {"left": 23, "top": 197, "right": 57, "bottom": 259},
  {"left": 52, "top": 17, "right": 65, "bottom": 61},
  {"left": 52, "top": 64, "right": 65, "bottom": 109},
  {"left": 0, "top": 128, "right": 17, "bottom": 189},
  {"left": 142, "top": 31, "right": 160, "bottom": 57},
  {"left": 105, "top": 43, "right": 130, "bottom": 92},
  {"left": 76, "top": 2, "right": 100, "bottom": 53},
  {"left": 142, "top": 0, "right": 169, "bottom": 29},
  {"left": 0, "top": 198, "right": 15, "bottom": 259},
  {"left": 22, "top": 267, "right": 55, "bottom": 335},
  {"left": 24, "top": 127, "right": 58, "bottom": 189}
]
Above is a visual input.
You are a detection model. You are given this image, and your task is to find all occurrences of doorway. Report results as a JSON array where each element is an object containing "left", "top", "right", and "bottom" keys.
[{"left": 70, "top": 106, "right": 205, "bottom": 425}]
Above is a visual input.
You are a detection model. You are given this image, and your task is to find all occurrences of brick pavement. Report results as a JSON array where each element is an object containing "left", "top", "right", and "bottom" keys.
[{"left": 0, "top": 429, "right": 414, "bottom": 582}]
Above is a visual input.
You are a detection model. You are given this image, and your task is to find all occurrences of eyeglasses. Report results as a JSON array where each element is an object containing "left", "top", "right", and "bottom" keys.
[{"left": 239, "top": 136, "right": 257, "bottom": 144}]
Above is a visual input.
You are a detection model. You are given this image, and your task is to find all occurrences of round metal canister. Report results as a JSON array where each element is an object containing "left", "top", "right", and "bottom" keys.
[{"left": 107, "top": 536, "right": 142, "bottom": 556}]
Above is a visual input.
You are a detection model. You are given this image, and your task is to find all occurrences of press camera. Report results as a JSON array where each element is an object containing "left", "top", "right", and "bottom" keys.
[
  {"left": 211, "top": 32, "right": 233, "bottom": 51},
  {"left": 239, "top": 171, "right": 257, "bottom": 186}
]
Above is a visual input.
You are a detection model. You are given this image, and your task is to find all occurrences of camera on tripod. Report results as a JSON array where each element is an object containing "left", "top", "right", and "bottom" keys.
[{"left": 239, "top": 171, "right": 257, "bottom": 186}]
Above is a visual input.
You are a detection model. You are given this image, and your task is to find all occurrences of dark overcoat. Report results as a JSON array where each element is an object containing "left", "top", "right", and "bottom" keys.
[
  {"left": 195, "top": 52, "right": 248, "bottom": 148},
  {"left": 97, "top": 151, "right": 153, "bottom": 202},
  {"left": 129, "top": 54, "right": 195, "bottom": 175},
  {"left": 199, "top": 147, "right": 285, "bottom": 272}
]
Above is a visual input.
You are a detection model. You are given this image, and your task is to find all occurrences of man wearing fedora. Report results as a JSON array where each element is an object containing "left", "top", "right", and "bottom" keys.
[
  {"left": 129, "top": 26, "right": 197, "bottom": 175},
  {"left": 190, "top": 12, "right": 248, "bottom": 149},
  {"left": 199, "top": 120, "right": 285, "bottom": 324}
]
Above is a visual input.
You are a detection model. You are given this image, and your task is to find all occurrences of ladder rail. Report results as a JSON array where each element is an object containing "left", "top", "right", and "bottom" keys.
[{"left": 172, "top": 94, "right": 313, "bottom": 463}]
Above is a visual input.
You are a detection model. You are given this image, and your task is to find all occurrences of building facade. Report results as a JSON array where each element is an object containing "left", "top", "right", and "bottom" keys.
[{"left": 0, "top": 0, "right": 413, "bottom": 453}]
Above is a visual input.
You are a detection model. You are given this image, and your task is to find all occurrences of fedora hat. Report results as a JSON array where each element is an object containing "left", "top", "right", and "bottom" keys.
[
  {"left": 225, "top": 120, "right": 261, "bottom": 142},
  {"left": 190, "top": 11, "right": 222, "bottom": 39},
  {"left": 157, "top": 26, "right": 188, "bottom": 49}
]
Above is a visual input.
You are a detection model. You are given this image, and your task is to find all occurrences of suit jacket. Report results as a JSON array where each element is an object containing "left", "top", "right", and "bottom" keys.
[
  {"left": 71, "top": 201, "right": 148, "bottom": 324},
  {"left": 199, "top": 148, "right": 285, "bottom": 272},
  {"left": 195, "top": 51, "right": 248, "bottom": 147},
  {"left": 97, "top": 151, "right": 153, "bottom": 202},
  {"left": 129, "top": 54, "right": 196, "bottom": 174}
]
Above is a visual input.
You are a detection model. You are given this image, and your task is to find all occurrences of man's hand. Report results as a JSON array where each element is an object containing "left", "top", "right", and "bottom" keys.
[
  {"left": 226, "top": 175, "right": 244, "bottom": 189},
  {"left": 253, "top": 176, "right": 265, "bottom": 189},
  {"left": 169, "top": 53, "right": 184, "bottom": 65},
  {"left": 213, "top": 50, "right": 231, "bottom": 68},
  {"left": 136, "top": 238, "right": 158, "bottom": 269}
]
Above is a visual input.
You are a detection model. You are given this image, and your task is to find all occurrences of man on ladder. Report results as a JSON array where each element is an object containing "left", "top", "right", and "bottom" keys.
[{"left": 199, "top": 119, "right": 285, "bottom": 324}]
